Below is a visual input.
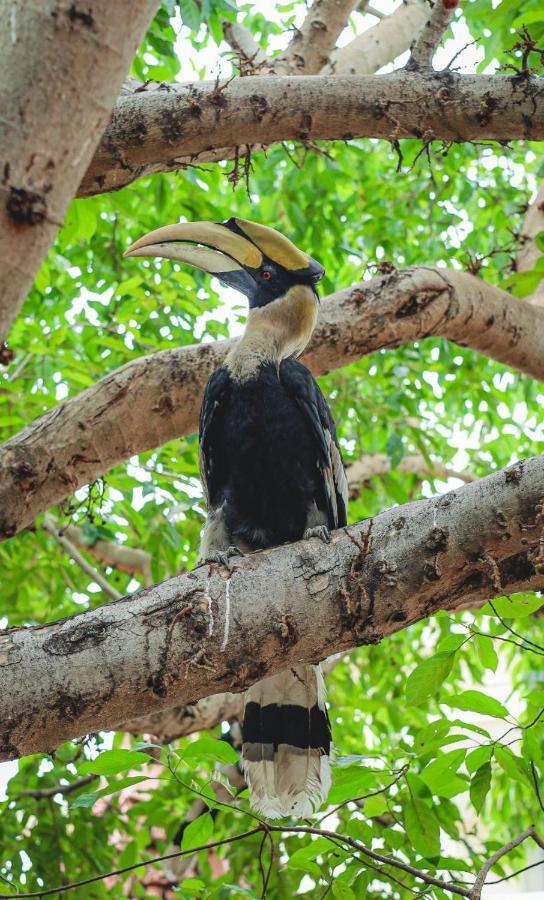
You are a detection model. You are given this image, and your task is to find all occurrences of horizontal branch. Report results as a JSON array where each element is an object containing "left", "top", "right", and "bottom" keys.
[
  {"left": 346, "top": 452, "right": 476, "bottom": 498},
  {"left": 78, "top": 71, "right": 544, "bottom": 196},
  {"left": 122, "top": 655, "right": 341, "bottom": 741},
  {"left": 2, "top": 266, "right": 543, "bottom": 542},
  {"left": 1, "top": 454, "right": 544, "bottom": 761}
]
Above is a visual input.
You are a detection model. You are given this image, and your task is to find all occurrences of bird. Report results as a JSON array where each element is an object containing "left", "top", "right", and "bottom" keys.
[{"left": 125, "top": 217, "right": 348, "bottom": 818}]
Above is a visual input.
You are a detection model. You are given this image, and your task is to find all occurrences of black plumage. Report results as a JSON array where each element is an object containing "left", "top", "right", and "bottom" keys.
[{"left": 199, "top": 358, "right": 347, "bottom": 550}]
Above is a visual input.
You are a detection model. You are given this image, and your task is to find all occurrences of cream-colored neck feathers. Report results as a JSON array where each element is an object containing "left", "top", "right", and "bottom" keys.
[{"left": 225, "top": 285, "right": 318, "bottom": 382}]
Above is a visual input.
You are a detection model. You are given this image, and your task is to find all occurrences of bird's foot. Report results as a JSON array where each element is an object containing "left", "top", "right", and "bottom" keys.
[
  {"left": 303, "top": 525, "right": 331, "bottom": 544},
  {"left": 203, "top": 546, "right": 245, "bottom": 569}
]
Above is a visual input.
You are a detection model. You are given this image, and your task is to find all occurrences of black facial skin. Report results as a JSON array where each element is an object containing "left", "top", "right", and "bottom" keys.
[
  {"left": 218, "top": 218, "right": 325, "bottom": 309},
  {"left": 219, "top": 259, "right": 319, "bottom": 309}
]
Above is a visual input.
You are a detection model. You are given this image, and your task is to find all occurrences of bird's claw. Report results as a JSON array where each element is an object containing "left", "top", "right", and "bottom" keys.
[
  {"left": 303, "top": 525, "right": 331, "bottom": 544},
  {"left": 204, "top": 546, "right": 245, "bottom": 569}
]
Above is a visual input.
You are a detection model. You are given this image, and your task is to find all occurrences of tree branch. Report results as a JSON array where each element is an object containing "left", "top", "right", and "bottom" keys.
[
  {"left": 222, "top": 21, "right": 271, "bottom": 74},
  {"left": 0, "top": 0, "right": 159, "bottom": 342},
  {"left": 273, "top": 0, "right": 361, "bottom": 74},
  {"left": 2, "top": 266, "right": 543, "bottom": 542},
  {"left": 1, "top": 453, "right": 543, "bottom": 761},
  {"left": 16, "top": 773, "right": 97, "bottom": 800},
  {"left": 324, "top": 0, "right": 429, "bottom": 75},
  {"left": 78, "top": 72, "right": 544, "bottom": 197},
  {"left": 60, "top": 522, "right": 152, "bottom": 584},
  {"left": 122, "top": 656, "right": 341, "bottom": 741},
  {"left": 406, "top": 0, "right": 456, "bottom": 71},
  {"left": 469, "top": 826, "right": 544, "bottom": 899},
  {"left": 346, "top": 453, "right": 476, "bottom": 498},
  {"left": 42, "top": 515, "right": 123, "bottom": 601},
  {"left": 517, "top": 181, "right": 544, "bottom": 307}
]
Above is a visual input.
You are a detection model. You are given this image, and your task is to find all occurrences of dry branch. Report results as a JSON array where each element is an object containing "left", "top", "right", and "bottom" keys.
[
  {"left": 324, "top": 0, "right": 429, "bottom": 74},
  {"left": 78, "top": 72, "right": 544, "bottom": 196},
  {"left": 1, "top": 266, "right": 543, "bottom": 542},
  {"left": 1, "top": 453, "right": 544, "bottom": 761},
  {"left": 0, "top": 0, "right": 159, "bottom": 341},
  {"left": 273, "top": 0, "right": 361, "bottom": 74}
]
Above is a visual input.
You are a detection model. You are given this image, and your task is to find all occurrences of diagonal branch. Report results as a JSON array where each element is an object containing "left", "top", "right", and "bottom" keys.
[
  {"left": 60, "top": 522, "right": 152, "bottom": 584},
  {"left": 222, "top": 21, "right": 272, "bottom": 74},
  {"left": 273, "top": 0, "right": 361, "bottom": 74},
  {"left": 1, "top": 266, "right": 543, "bottom": 543},
  {"left": 1, "top": 453, "right": 543, "bottom": 761},
  {"left": 406, "top": 0, "right": 456, "bottom": 71},
  {"left": 517, "top": 181, "right": 544, "bottom": 307},
  {"left": 78, "top": 72, "right": 544, "bottom": 197},
  {"left": 470, "top": 826, "right": 544, "bottom": 899},
  {"left": 324, "top": 0, "right": 429, "bottom": 74},
  {"left": 43, "top": 514, "right": 123, "bottom": 601}
]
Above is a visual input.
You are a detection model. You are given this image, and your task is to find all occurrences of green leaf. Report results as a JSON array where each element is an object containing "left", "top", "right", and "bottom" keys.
[
  {"left": 332, "top": 883, "right": 356, "bottom": 900},
  {"left": 181, "top": 812, "right": 214, "bottom": 851},
  {"left": 470, "top": 763, "right": 491, "bottom": 813},
  {"left": 406, "top": 653, "right": 455, "bottom": 706},
  {"left": 182, "top": 737, "right": 239, "bottom": 766},
  {"left": 404, "top": 798, "right": 440, "bottom": 858},
  {"left": 328, "top": 766, "right": 376, "bottom": 804},
  {"left": 70, "top": 775, "right": 147, "bottom": 808},
  {"left": 481, "top": 594, "right": 543, "bottom": 618},
  {"left": 466, "top": 745, "right": 493, "bottom": 774},
  {"left": 494, "top": 746, "right": 531, "bottom": 786},
  {"left": 386, "top": 432, "right": 404, "bottom": 468},
  {"left": 79, "top": 749, "right": 150, "bottom": 776},
  {"left": 420, "top": 749, "right": 465, "bottom": 794},
  {"left": 442, "top": 691, "right": 508, "bottom": 719},
  {"left": 474, "top": 634, "right": 498, "bottom": 672}
]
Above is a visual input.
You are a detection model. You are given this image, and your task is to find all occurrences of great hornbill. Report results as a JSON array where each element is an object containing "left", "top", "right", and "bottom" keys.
[{"left": 125, "top": 218, "right": 348, "bottom": 818}]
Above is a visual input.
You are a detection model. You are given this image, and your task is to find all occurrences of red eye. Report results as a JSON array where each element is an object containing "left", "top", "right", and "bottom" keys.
[{"left": 262, "top": 271, "right": 272, "bottom": 281}]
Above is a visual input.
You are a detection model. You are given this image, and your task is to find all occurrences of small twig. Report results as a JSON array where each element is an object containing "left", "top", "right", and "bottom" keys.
[
  {"left": 16, "top": 774, "right": 97, "bottom": 800},
  {"left": 43, "top": 515, "right": 122, "bottom": 601},
  {"left": 406, "top": 0, "right": 457, "bottom": 71},
  {"left": 469, "top": 825, "right": 544, "bottom": 899}
]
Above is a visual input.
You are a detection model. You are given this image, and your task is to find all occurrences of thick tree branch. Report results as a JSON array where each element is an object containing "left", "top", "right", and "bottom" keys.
[
  {"left": 0, "top": 0, "right": 159, "bottom": 341},
  {"left": 78, "top": 72, "right": 544, "bottom": 197},
  {"left": 1, "top": 454, "right": 543, "bottom": 761},
  {"left": 122, "top": 656, "right": 341, "bottom": 741},
  {"left": 273, "top": 0, "right": 361, "bottom": 74},
  {"left": 469, "top": 826, "right": 544, "bottom": 899},
  {"left": 517, "top": 182, "right": 544, "bottom": 307},
  {"left": 324, "top": 0, "right": 429, "bottom": 75},
  {"left": 2, "top": 266, "right": 543, "bottom": 542}
]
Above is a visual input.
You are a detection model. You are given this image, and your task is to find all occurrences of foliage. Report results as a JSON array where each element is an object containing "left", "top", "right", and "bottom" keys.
[{"left": 0, "top": 0, "right": 543, "bottom": 897}]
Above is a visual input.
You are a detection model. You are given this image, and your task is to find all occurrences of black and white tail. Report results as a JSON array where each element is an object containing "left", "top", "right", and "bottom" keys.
[{"left": 241, "top": 664, "right": 331, "bottom": 818}]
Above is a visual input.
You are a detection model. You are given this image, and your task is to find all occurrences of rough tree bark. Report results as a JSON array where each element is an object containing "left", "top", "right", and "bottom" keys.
[
  {"left": 272, "top": 0, "right": 361, "bottom": 74},
  {"left": 78, "top": 73, "right": 544, "bottom": 197},
  {"left": 517, "top": 181, "right": 544, "bottom": 307},
  {"left": 1, "top": 266, "right": 543, "bottom": 543},
  {"left": 1, "top": 454, "right": 543, "bottom": 761},
  {"left": 325, "top": 0, "right": 429, "bottom": 74},
  {"left": 0, "top": 0, "right": 159, "bottom": 342}
]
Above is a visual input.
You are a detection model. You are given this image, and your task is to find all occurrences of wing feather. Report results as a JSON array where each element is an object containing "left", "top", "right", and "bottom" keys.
[
  {"left": 280, "top": 359, "right": 347, "bottom": 529},
  {"left": 198, "top": 366, "right": 232, "bottom": 508}
]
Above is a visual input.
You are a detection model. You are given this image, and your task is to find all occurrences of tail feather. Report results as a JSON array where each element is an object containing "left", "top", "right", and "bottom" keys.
[{"left": 242, "top": 664, "right": 331, "bottom": 818}]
